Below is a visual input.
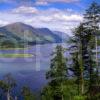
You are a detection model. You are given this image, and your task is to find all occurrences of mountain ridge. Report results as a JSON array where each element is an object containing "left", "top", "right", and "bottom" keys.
[{"left": 0, "top": 22, "right": 69, "bottom": 47}]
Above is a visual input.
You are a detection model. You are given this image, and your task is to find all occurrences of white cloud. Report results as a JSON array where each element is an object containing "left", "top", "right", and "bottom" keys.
[
  {"left": 12, "top": 6, "right": 38, "bottom": 14},
  {"left": 0, "top": 20, "right": 9, "bottom": 26},
  {"left": 36, "top": 0, "right": 79, "bottom": 5},
  {"left": 24, "top": 8, "right": 83, "bottom": 35},
  {"left": 0, "top": 0, "right": 80, "bottom": 7},
  {"left": 0, "top": 6, "right": 83, "bottom": 36},
  {"left": 35, "top": 1, "right": 48, "bottom": 6}
]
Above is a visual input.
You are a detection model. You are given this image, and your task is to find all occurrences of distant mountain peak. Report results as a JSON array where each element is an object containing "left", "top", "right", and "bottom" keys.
[
  {"left": 10, "top": 22, "right": 25, "bottom": 25},
  {"left": 3, "top": 22, "right": 30, "bottom": 28},
  {"left": 0, "top": 22, "right": 64, "bottom": 45}
]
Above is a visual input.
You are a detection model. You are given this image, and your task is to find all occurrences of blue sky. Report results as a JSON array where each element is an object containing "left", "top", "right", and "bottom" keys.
[{"left": 0, "top": 0, "right": 99, "bottom": 35}]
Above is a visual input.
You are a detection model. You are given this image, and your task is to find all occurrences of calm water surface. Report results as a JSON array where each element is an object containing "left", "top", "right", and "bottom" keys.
[{"left": 0, "top": 43, "right": 69, "bottom": 99}]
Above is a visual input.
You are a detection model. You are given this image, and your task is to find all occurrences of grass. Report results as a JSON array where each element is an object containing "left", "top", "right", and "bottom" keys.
[
  {"left": 0, "top": 54, "right": 34, "bottom": 58},
  {"left": 0, "top": 47, "right": 29, "bottom": 50}
]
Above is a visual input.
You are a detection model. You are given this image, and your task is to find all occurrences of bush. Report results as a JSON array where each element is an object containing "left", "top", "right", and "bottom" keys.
[
  {"left": 74, "top": 95, "right": 87, "bottom": 100},
  {"left": 88, "top": 93, "right": 100, "bottom": 100}
]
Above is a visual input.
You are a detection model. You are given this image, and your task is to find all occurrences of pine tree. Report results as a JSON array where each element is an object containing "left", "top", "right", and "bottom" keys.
[
  {"left": 46, "top": 45, "right": 67, "bottom": 100},
  {"left": 84, "top": 1, "right": 100, "bottom": 85},
  {"left": 21, "top": 86, "right": 35, "bottom": 100},
  {"left": 70, "top": 23, "right": 91, "bottom": 95},
  {"left": 46, "top": 45, "right": 67, "bottom": 80}
]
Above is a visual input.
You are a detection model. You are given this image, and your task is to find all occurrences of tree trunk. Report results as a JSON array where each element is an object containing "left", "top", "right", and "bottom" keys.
[
  {"left": 81, "top": 72, "right": 84, "bottom": 95},
  {"left": 95, "top": 36, "right": 99, "bottom": 84},
  {"left": 15, "top": 96, "right": 17, "bottom": 100},
  {"left": 61, "top": 82, "right": 64, "bottom": 100},
  {"left": 79, "top": 43, "right": 84, "bottom": 95},
  {"left": 7, "top": 90, "right": 10, "bottom": 100}
]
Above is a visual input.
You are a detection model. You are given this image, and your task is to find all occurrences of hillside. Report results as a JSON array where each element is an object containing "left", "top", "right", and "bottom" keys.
[
  {"left": 53, "top": 31, "right": 70, "bottom": 42},
  {"left": 0, "top": 22, "right": 69, "bottom": 48}
]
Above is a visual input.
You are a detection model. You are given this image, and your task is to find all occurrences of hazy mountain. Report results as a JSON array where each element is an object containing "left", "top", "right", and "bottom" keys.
[
  {"left": 53, "top": 31, "right": 70, "bottom": 42},
  {"left": 0, "top": 22, "right": 70, "bottom": 48}
]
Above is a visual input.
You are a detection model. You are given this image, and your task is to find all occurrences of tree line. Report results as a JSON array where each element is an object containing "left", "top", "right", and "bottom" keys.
[{"left": 42, "top": 1, "right": 100, "bottom": 100}]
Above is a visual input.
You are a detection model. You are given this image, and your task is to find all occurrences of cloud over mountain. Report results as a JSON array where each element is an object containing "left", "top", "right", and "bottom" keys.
[
  {"left": 0, "top": 0, "right": 84, "bottom": 36},
  {"left": 0, "top": 6, "right": 83, "bottom": 36}
]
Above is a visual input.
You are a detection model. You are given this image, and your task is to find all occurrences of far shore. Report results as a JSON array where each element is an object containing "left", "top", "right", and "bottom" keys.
[{"left": 0, "top": 53, "right": 34, "bottom": 58}]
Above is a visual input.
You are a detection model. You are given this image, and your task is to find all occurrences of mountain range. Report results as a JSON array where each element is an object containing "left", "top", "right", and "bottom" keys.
[{"left": 0, "top": 22, "right": 69, "bottom": 48}]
